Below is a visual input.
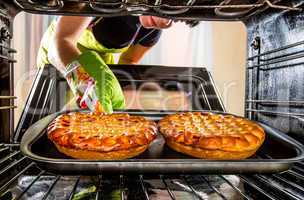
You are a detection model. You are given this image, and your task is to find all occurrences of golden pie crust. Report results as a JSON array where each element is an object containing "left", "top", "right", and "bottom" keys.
[
  {"left": 158, "top": 112, "right": 265, "bottom": 159},
  {"left": 47, "top": 112, "right": 157, "bottom": 159}
]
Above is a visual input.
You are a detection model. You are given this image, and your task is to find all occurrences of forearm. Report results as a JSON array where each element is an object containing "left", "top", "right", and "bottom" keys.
[
  {"left": 118, "top": 44, "right": 151, "bottom": 65},
  {"left": 47, "top": 16, "right": 92, "bottom": 74},
  {"left": 118, "top": 57, "right": 138, "bottom": 65},
  {"left": 48, "top": 39, "right": 81, "bottom": 74}
]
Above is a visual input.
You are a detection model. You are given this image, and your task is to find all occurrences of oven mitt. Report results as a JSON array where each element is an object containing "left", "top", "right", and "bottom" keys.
[{"left": 64, "top": 50, "right": 125, "bottom": 113}]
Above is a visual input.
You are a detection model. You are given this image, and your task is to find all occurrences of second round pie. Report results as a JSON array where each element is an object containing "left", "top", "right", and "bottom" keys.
[{"left": 158, "top": 112, "right": 265, "bottom": 159}]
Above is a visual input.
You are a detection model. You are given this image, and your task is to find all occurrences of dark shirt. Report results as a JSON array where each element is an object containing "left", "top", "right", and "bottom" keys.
[{"left": 91, "top": 16, "right": 162, "bottom": 49}]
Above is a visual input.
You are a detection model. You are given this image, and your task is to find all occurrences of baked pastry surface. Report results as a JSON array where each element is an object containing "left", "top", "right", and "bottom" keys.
[
  {"left": 158, "top": 112, "right": 265, "bottom": 159},
  {"left": 48, "top": 112, "right": 157, "bottom": 159}
]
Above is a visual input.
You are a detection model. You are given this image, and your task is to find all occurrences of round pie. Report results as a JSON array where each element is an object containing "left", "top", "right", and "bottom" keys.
[
  {"left": 158, "top": 112, "right": 265, "bottom": 159},
  {"left": 47, "top": 112, "right": 157, "bottom": 159}
]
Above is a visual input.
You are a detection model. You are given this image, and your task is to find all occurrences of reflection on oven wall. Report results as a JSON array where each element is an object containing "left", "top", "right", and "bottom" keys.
[{"left": 12, "top": 13, "right": 246, "bottom": 128}]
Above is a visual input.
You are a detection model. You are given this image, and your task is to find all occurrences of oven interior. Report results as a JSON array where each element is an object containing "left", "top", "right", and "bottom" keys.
[{"left": 1, "top": 0, "right": 304, "bottom": 199}]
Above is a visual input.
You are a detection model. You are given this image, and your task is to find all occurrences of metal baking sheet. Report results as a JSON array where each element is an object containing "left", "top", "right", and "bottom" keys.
[{"left": 21, "top": 110, "right": 304, "bottom": 175}]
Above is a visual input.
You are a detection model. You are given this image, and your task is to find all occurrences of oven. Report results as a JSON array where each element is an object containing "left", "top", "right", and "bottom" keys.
[{"left": 1, "top": 0, "right": 304, "bottom": 199}]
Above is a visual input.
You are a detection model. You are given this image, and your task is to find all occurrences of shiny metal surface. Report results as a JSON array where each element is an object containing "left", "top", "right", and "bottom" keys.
[
  {"left": 245, "top": 1, "right": 304, "bottom": 142},
  {"left": 0, "top": 11, "right": 15, "bottom": 143}
]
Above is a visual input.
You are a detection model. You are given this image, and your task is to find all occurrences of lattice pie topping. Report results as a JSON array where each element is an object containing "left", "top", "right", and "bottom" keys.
[
  {"left": 48, "top": 112, "right": 157, "bottom": 152},
  {"left": 159, "top": 112, "right": 265, "bottom": 152}
]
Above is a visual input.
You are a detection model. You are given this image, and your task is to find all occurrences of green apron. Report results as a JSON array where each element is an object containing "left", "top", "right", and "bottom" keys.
[
  {"left": 36, "top": 20, "right": 128, "bottom": 109},
  {"left": 37, "top": 20, "right": 129, "bottom": 68}
]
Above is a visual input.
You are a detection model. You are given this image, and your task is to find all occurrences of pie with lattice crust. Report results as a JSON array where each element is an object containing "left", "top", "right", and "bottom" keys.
[
  {"left": 48, "top": 112, "right": 157, "bottom": 159},
  {"left": 158, "top": 112, "right": 265, "bottom": 159}
]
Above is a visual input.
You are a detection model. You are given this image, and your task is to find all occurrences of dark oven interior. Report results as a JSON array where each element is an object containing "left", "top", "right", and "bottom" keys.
[{"left": 0, "top": 0, "right": 304, "bottom": 199}]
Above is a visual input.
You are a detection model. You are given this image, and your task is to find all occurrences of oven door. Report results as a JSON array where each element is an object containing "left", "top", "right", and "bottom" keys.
[{"left": 14, "top": 64, "right": 224, "bottom": 142}]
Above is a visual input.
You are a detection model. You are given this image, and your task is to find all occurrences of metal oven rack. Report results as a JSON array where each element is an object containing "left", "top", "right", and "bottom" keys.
[{"left": 1, "top": 145, "right": 304, "bottom": 199}]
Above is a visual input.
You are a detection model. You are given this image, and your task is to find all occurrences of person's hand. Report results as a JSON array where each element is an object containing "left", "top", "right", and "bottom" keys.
[
  {"left": 64, "top": 51, "right": 125, "bottom": 113},
  {"left": 139, "top": 16, "right": 172, "bottom": 29}
]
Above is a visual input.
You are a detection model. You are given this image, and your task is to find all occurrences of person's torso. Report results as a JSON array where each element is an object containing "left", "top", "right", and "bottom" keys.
[{"left": 91, "top": 16, "right": 162, "bottom": 49}]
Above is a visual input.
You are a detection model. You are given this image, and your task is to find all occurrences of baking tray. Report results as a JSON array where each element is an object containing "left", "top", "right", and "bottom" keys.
[{"left": 21, "top": 110, "right": 304, "bottom": 175}]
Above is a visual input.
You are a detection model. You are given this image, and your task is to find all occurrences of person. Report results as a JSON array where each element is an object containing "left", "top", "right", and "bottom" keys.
[{"left": 37, "top": 15, "right": 172, "bottom": 113}]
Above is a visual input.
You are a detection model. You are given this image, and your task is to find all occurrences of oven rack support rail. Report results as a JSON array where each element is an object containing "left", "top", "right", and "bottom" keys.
[
  {"left": 246, "top": 38, "right": 304, "bottom": 122},
  {"left": 1, "top": 143, "right": 304, "bottom": 200},
  {"left": 0, "top": 96, "right": 17, "bottom": 110},
  {"left": 0, "top": 42, "right": 17, "bottom": 111}
]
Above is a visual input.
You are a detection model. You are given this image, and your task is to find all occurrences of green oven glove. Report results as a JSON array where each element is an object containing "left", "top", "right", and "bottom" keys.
[{"left": 64, "top": 50, "right": 125, "bottom": 113}]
